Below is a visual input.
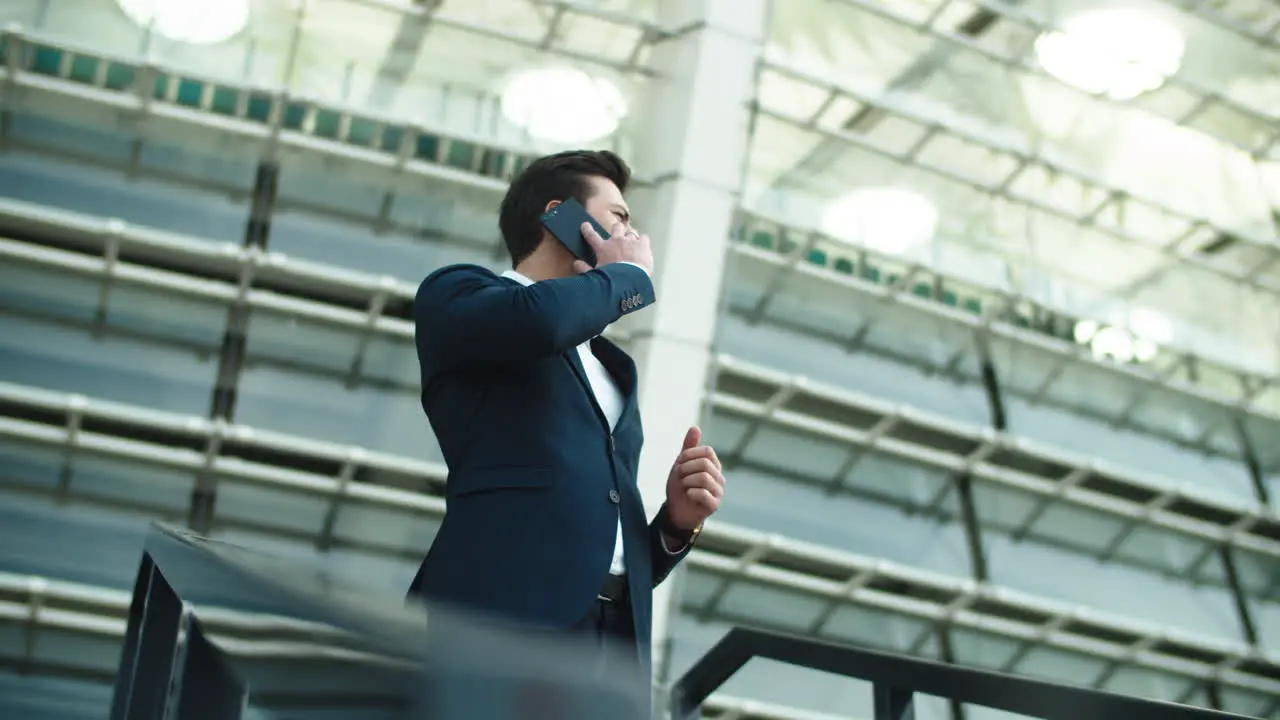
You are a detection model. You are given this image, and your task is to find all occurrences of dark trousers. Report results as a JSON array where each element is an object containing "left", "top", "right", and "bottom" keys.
[
  {"left": 568, "top": 597, "right": 640, "bottom": 678},
  {"left": 567, "top": 598, "right": 646, "bottom": 718}
]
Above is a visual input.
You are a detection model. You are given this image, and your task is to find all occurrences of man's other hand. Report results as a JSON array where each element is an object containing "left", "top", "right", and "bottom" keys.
[
  {"left": 665, "top": 425, "right": 724, "bottom": 531},
  {"left": 572, "top": 221, "right": 654, "bottom": 275}
]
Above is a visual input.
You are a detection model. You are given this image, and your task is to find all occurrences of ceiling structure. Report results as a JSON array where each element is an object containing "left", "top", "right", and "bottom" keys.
[
  {"left": 38, "top": 0, "right": 1273, "bottom": 376},
  {"left": 16, "top": 0, "right": 1268, "bottom": 356},
  {"left": 745, "top": 0, "right": 1280, "bottom": 376}
]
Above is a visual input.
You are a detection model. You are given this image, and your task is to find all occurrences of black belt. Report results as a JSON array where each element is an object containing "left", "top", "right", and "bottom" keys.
[{"left": 597, "top": 574, "right": 628, "bottom": 604}]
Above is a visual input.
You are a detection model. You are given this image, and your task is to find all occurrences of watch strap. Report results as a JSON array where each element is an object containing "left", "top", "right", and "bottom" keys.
[{"left": 659, "top": 504, "right": 702, "bottom": 545}]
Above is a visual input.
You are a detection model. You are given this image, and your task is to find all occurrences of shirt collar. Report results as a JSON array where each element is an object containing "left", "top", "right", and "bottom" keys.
[{"left": 502, "top": 269, "right": 534, "bottom": 287}]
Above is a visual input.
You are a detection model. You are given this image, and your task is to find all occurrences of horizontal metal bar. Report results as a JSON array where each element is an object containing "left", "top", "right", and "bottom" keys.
[
  {"left": 701, "top": 693, "right": 850, "bottom": 720},
  {"left": 2, "top": 213, "right": 1274, "bottom": 571},
  {"left": 0, "top": 227, "right": 626, "bottom": 349},
  {"left": 728, "top": 241, "right": 1280, "bottom": 434},
  {"left": 755, "top": 60, "right": 1280, "bottom": 286},
  {"left": 824, "top": 0, "right": 1278, "bottom": 156},
  {"left": 0, "top": 25, "right": 658, "bottom": 194},
  {"left": 0, "top": 590, "right": 416, "bottom": 678},
  {"left": 6, "top": 196, "right": 1273, "bottom": 459},
  {"left": 350, "top": 0, "right": 662, "bottom": 76},
  {"left": 3, "top": 187, "right": 1273, "bottom": 506},
  {"left": 685, "top": 553, "right": 1278, "bottom": 697},
  {"left": 737, "top": 206, "right": 1275, "bottom": 395},
  {"left": 710, "top": 354, "right": 1280, "bottom": 561},
  {"left": 0, "top": 383, "right": 1276, "bottom": 698},
  {"left": 670, "top": 627, "right": 1255, "bottom": 720}
]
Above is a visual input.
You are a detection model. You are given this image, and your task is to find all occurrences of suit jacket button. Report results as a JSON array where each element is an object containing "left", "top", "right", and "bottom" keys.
[{"left": 608, "top": 489, "right": 620, "bottom": 504}]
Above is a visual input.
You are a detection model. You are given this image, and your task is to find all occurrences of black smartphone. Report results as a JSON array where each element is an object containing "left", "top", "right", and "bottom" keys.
[{"left": 540, "top": 198, "right": 606, "bottom": 267}]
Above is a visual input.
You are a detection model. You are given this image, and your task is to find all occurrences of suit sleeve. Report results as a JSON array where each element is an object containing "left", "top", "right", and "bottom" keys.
[
  {"left": 649, "top": 514, "right": 692, "bottom": 588},
  {"left": 414, "top": 263, "right": 655, "bottom": 370}
]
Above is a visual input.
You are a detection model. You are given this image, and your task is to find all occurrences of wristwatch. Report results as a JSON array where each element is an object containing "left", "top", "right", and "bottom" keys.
[{"left": 659, "top": 504, "right": 703, "bottom": 546}]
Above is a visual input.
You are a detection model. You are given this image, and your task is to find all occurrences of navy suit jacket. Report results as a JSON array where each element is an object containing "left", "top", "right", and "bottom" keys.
[{"left": 406, "top": 261, "right": 689, "bottom": 675}]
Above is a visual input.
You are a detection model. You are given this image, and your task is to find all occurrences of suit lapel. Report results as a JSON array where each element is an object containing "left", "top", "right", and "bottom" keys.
[
  {"left": 564, "top": 337, "right": 638, "bottom": 434},
  {"left": 564, "top": 348, "right": 610, "bottom": 431},
  {"left": 591, "top": 337, "right": 638, "bottom": 427}
]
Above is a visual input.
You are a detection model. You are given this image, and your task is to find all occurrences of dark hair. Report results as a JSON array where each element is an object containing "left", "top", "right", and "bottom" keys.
[{"left": 498, "top": 150, "right": 631, "bottom": 266}]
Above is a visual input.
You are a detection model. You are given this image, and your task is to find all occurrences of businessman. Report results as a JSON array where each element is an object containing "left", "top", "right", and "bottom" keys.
[{"left": 407, "top": 150, "right": 725, "bottom": 686}]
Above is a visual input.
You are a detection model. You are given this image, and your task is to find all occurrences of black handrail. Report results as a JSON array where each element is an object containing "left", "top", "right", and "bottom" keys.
[
  {"left": 110, "top": 524, "right": 651, "bottom": 720},
  {"left": 668, "top": 627, "right": 1258, "bottom": 720},
  {"left": 111, "top": 554, "right": 248, "bottom": 720}
]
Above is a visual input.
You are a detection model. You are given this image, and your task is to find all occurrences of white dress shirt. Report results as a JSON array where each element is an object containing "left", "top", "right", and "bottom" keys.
[{"left": 502, "top": 269, "right": 630, "bottom": 576}]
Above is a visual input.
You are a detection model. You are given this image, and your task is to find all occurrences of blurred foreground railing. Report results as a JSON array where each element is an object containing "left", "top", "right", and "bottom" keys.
[
  {"left": 668, "top": 628, "right": 1259, "bottom": 720},
  {"left": 109, "top": 524, "right": 650, "bottom": 720},
  {"left": 106, "top": 523, "right": 1261, "bottom": 720}
]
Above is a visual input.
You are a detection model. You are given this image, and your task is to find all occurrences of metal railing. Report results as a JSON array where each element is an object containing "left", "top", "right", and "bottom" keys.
[
  {"left": 3, "top": 380, "right": 1278, "bottom": 701},
  {"left": 668, "top": 627, "right": 1260, "bottom": 720},
  {"left": 109, "top": 524, "right": 650, "bottom": 719},
  {"left": 97, "top": 525, "right": 1266, "bottom": 720}
]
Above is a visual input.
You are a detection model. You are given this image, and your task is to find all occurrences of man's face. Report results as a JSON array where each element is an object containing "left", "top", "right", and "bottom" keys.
[{"left": 581, "top": 175, "right": 633, "bottom": 236}]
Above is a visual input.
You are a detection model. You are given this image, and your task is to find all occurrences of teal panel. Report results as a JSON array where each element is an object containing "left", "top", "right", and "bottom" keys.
[
  {"left": 175, "top": 78, "right": 203, "bottom": 108},
  {"left": 68, "top": 55, "right": 98, "bottom": 85},
  {"left": 31, "top": 46, "right": 62, "bottom": 75},
  {"left": 480, "top": 149, "right": 508, "bottom": 178},
  {"left": 282, "top": 102, "right": 308, "bottom": 131},
  {"left": 313, "top": 109, "right": 341, "bottom": 140},
  {"left": 210, "top": 86, "right": 238, "bottom": 116},
  {"left": 444, "top": 140, "right": 476, "bottom": 170},
  {"left": 104, "top": 62, "right": 135, "bottom": 91},
  {"left": 246, "top": 93, "right": 273, "bottom": 123},
  {"left": 151, "top": 72, "right": 169, "bottom": 100},
  {"left": 348, "top": 117, "right": 377, "bottom": 147},
  {"left": 414, "top": 132, "right": 440, "bottom": 162},
  {"left": 379, "top": 125, "right": 405, "bottom": 153}
]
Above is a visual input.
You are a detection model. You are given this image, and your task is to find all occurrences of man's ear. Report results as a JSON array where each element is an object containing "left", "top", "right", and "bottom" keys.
[{"left": 543, "top": 199, "right": 562, "bottom": 214}]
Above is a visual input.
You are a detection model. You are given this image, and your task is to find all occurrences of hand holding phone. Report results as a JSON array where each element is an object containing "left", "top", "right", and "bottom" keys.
[
  {"left": 575, "top": 221, "right": 653, "bottom": 276},
  {"left": 540, "top": 198, "right": 653, "bottom": 274}
]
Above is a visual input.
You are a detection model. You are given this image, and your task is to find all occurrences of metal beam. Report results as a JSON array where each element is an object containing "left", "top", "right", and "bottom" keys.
[
  {"left": 936, "top": 627, "right": 967, "bottom": 720},
  {"left": 669, "top": 627, "right": 1254, "bottom": 720},
  {"left": 873, "top": 685, "right": 916, "bottom": 720},
  {"left": 191, "top": 161, "right": 280, "bottom": 534},
  {"left": 4, "top": 382, "right": 1280, "bottom": 697},
  {"left": 1218, "top": 545, "right": 1259, "bottom": 648},
  {"left": 767, "top": 2, "right": 1009, "bottom": 191},
  {"left": 974, "top": 330, "right": 1007, "bottom": 431},
  {"left": 1231, "top": 417, "right": 1270, "bottom": 507},
  {"left": 955, "top": 474, "right": 988, "bottom": 582},
  {"left": 364, "top": 0, "right": 442, "bottom": 111}
]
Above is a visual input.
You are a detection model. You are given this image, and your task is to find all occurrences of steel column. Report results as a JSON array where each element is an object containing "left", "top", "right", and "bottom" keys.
[{"left": 191, "top": 161, "right": 280, "bottom": 533}]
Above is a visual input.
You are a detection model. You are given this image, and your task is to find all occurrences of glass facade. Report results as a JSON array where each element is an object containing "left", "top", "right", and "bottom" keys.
[{"left": 0, "top": 1, "right": 1277, "bottom": 719}]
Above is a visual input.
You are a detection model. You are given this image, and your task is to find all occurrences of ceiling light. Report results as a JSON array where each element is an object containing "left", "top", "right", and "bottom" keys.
[
  {"left": 1072, "top": 308, "right": 1172, "bottom": 364},
  {"left": 820, "top": 187, "right": 939, "bottom": 255},
  {"left": 116, "top": 0, "right": 250, "bottom": 45},
  {"left": 1034, "top": 8, "right": 1185, "bottom": 101},
  {"left": 501, "top": 67, "right": 627, "bottom": 145}
]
